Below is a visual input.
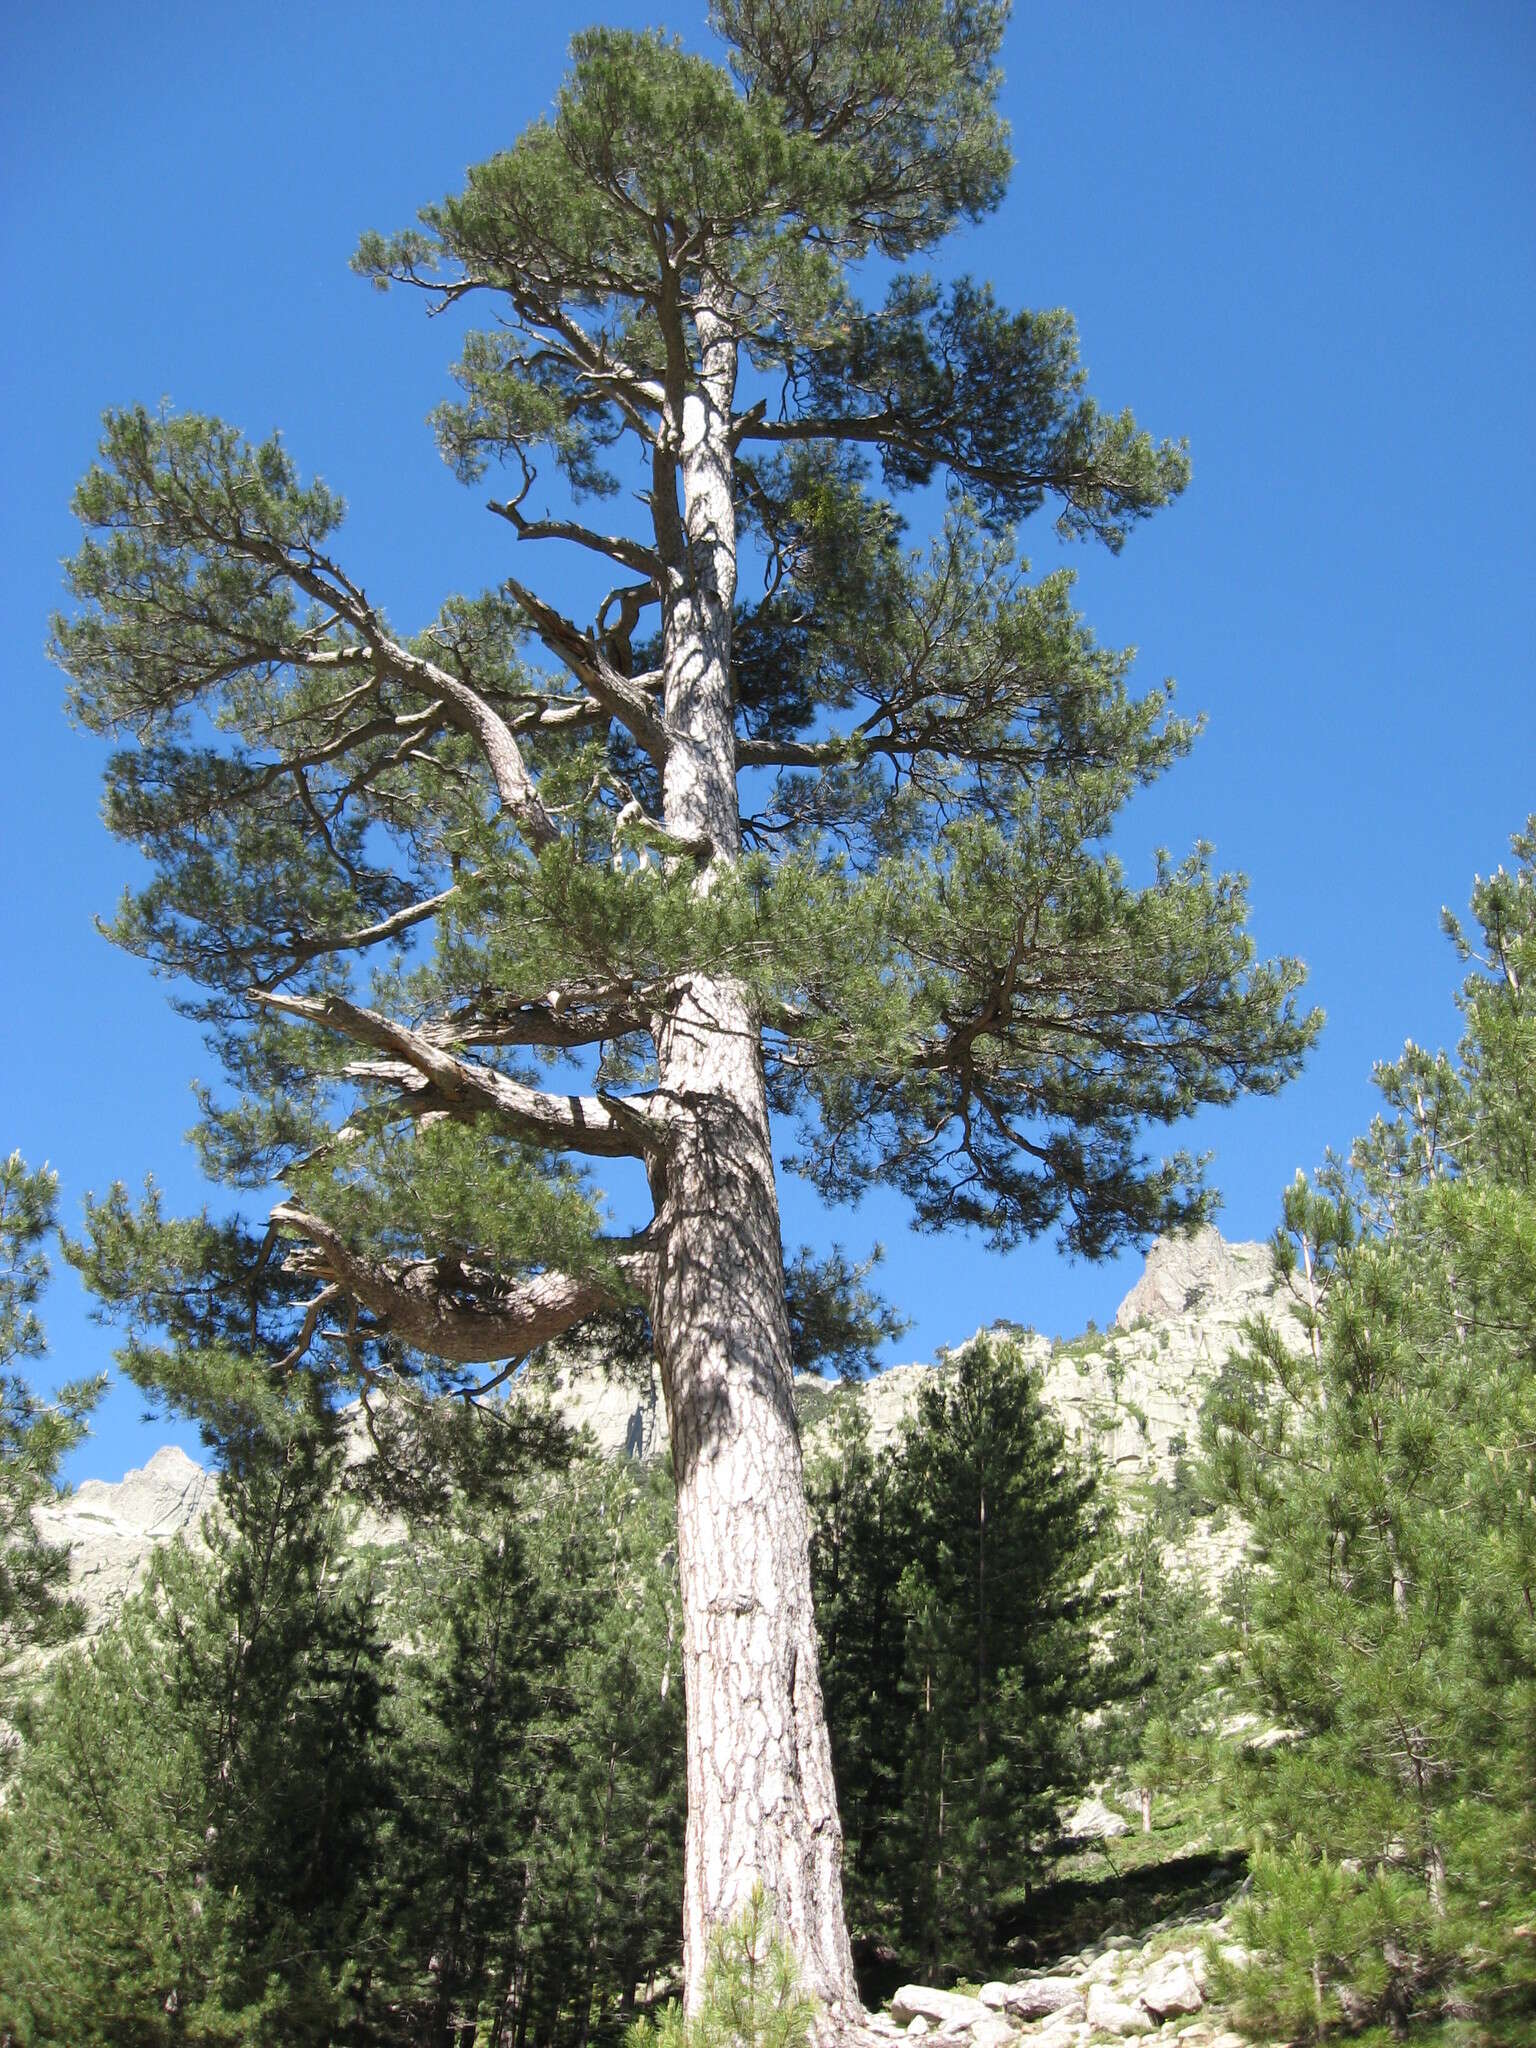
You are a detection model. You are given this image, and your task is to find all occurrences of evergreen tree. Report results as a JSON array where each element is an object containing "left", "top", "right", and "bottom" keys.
[
  {"left": 1203, "top": 822, "right": 1536, "bottom": 2043},
  {"left": 0, "top": 1406, "right": 388, "bottom": 2045},
  {"left": 1098, "top": 1501, "right": 1217, "bottom": 1836},
  {"left": 54, "top": 0, "right": 1318, "bottom": 2003},
  {"left": 0, "top": 1152, "right": 101, "bottom": 1689},
  {"left": 805, "top": 1395, "right": 910, "bottom": 1943},
  {"left": 371, "top": 1436, "right": 684, "bottom": 2048},
  {"left": 812, "top": 1337, "right": 1113, "bottom": 1971}
]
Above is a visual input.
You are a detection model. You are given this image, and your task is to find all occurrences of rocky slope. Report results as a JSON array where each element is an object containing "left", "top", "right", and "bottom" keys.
[
  {"left": 35, "top": 1226, "right": 1281, "bottom": 1639},
  {"left": 870, "top": 1901, "right": 1271, "bottom": 2048}
]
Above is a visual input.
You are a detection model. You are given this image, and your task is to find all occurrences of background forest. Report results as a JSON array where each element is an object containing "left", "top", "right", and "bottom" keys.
[{"left": 2, "top": 830, "right": 1532, "bottom": 2046}]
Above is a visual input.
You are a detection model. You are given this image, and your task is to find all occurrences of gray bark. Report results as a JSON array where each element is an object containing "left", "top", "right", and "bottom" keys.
[
  {"left": 648, "top": 978, "right": 861, "bottom": 2023},
  {"left": 644, "top": 299, "right": 863, "bottom": 2025}
]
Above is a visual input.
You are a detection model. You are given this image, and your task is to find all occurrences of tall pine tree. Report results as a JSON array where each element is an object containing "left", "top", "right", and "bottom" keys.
[{"left": 55, "top": 0, "right": 1317, "bottom": 2009}]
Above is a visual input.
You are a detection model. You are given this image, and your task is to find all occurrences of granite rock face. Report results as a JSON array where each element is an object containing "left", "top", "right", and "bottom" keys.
[
  {"left": 1114, "top": 1227, "right": 1273, "bottom": 1331},
  {"left": 32, "top": 1445, "right": 215, "bottom": 1635}
]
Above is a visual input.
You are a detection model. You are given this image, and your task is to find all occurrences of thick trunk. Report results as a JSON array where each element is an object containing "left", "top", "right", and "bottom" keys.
[
  {"left": 649, "top": 975, "right": 862, "bottom": 2024},
  {"left": 645, "top": 294, "right": 861, "bottom": 2026}
]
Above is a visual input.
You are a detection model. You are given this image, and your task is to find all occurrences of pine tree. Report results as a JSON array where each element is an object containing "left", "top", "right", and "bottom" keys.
[
  {"left": 806, "top": 1396, "right": 911, "bottom": 1940},
  {"left": 54, "top": 1, "right": 1318, "bottom": 2006},
  {"left": 1202, "top": 822, "right": 1536, "bottom": 2042},
  {"left": 0, "top": 1152, "right": 101, "bottom": 1690},
  {"left": 812, "top": 1337, "right": 1114, "bottom": 1971},
  {"left": 1098, "top": 1515, "right": 1214, "bottom": 1837},
  {"left": 371, "top": 1434, "right": 685, "bottom": 2048},
  {"left": 0, "top": 1405, "right": 388, "bottom": 2045}
]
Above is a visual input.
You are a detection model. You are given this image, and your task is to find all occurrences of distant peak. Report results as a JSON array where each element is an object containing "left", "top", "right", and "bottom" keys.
[{"left": 1115, "top": 1225, "right": 1273, "bottom": 1329}]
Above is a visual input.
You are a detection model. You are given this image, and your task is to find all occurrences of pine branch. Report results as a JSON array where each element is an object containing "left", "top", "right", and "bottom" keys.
[
  {"left": 250, "top": 989, "right": 658, "bottom": 1159},
  {"left": 488, "top": 497, "right": 662, "bottom": 580},
  {"left": 504, "top": 575, "right": 668, "bottom": 764},
  {"left": 269, "top": 1203, "right": 649, "bottom": 1364}
]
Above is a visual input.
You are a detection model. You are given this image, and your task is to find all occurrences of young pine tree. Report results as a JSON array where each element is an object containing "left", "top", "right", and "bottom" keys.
[
  {"left": 1202, "top": 822, "right": 1536, "bottom": 2042},
  {"left": 55, "top": 1, "right": 1317, "bottom": 2007},
  {"left": 813, "top": 1337, "right": 1112, "bottom": 1972},
  {"left": 1097, "top": 1498, "right": 1217, "bottom": 1838},
  {"left": 375, "top": 1442, "right": 685, "bottom": 2048}
]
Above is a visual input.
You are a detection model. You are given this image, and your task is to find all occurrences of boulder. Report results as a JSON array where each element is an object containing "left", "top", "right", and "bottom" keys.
[
  {"left": 977, "top": 1984, "right": 1011, "bottom": 2011},
  {"left": 1084, "top": 1952, "right": 1127, "bottom": 1983},
  {"left": 1084, "top": 1984, "right": 1155, "bottom": 2037},
  {"left": 1064, "top": 1795, "right": 1129, "bottom": 1840},
  {"left": 1002, "top": 1978, "right": 1083, "bottom": 2020},
  {"left": 1138, "top": 1960, "right": 1204, "bottom": 2019},
  {"left": 906, "top": 2021, "right": 929, "bottom": 2038},
  {"left": 890, "top": 1988, "right": 992, "bottom": 2034},
  {"left": 969, "top": 2018, "right": 1016, "bottom": 2048}
]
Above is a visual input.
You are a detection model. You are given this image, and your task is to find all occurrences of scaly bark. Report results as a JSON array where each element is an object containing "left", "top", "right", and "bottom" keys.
[
  {"left": 645, "top": 296, "right": 862, "bottom": 2023},
  {"left": 648, "top": 976, "right": 860, "bottom": 2022}
]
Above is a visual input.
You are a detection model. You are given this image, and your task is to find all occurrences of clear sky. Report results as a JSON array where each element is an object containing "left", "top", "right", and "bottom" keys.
[{"left": 4, "top": 1, "right": 1532, "bottom": 1481}]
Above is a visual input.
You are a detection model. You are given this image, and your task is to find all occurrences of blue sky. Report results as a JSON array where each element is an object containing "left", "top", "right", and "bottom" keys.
[{"left": 4, "top": 1, "right": 1532, "bottom": 1481}]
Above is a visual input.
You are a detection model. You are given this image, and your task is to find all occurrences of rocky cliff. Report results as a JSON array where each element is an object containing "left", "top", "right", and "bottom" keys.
[
  {"left": 35, "top": 1227, "right": 1280, "bottom": 1637},
  {"left": 31, "top": 1444, "right": 215, "bottom": 1635}
]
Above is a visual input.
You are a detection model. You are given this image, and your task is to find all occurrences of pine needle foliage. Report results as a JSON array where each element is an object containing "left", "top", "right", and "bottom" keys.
[
  {"left": 1, "top": 1153, "right": 102, "bottom": 1689},
  {"left": 1203, "top": 821, "right": 1536, "bottom": 2044},
  {"left": 809, "top": 1334, "right": 1115, "bottom": 1970},
  {"left": 627, "top": 1885, "right": 818, "bottom": 2048}
]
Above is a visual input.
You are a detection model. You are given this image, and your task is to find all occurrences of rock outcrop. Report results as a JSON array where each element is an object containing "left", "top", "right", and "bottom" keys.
[{"left": 32, "top": 1445, "right": 214, "bottom": 1636}]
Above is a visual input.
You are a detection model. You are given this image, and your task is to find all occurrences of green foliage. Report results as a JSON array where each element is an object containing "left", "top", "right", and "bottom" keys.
[
  {"left": 1202, "top": 822, "right": 1536, "bottom": 2042},
  {"left": 627, "top": 1884, "right": 817, "bottom": 2048},
  {"left": 784, "top": 1242, "right": 909, "bottom": 1375},
  {"left": 809, "top": 1335, "right": 1115, "bottom": 1970},
  {"left": 357, "top": 1441, "right": 683, "bottom": 2046},
  {"left": 1, "top": 1153, "right": 102, "bottom": 1682},
  {"left": 1097, "top": 1516, "right": 1217, "bottom": 1832},
  {"left": 0, "top": 1383, "right": 686, "bottom": 2048},
  {"left": 50, "top": 0, "right": 1315, "bottom": 1433},
  {"left": 0, "top": 1409, "right": 387, "bottom": 2046}
]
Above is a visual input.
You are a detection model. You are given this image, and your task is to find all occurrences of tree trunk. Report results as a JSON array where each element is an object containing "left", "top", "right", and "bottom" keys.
[
  {"left": 644, "top": 292, "right": 861, "bottom": 2026},
  {"left": 649, "top": 974, "right": 862, "bottom": 2025}
]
